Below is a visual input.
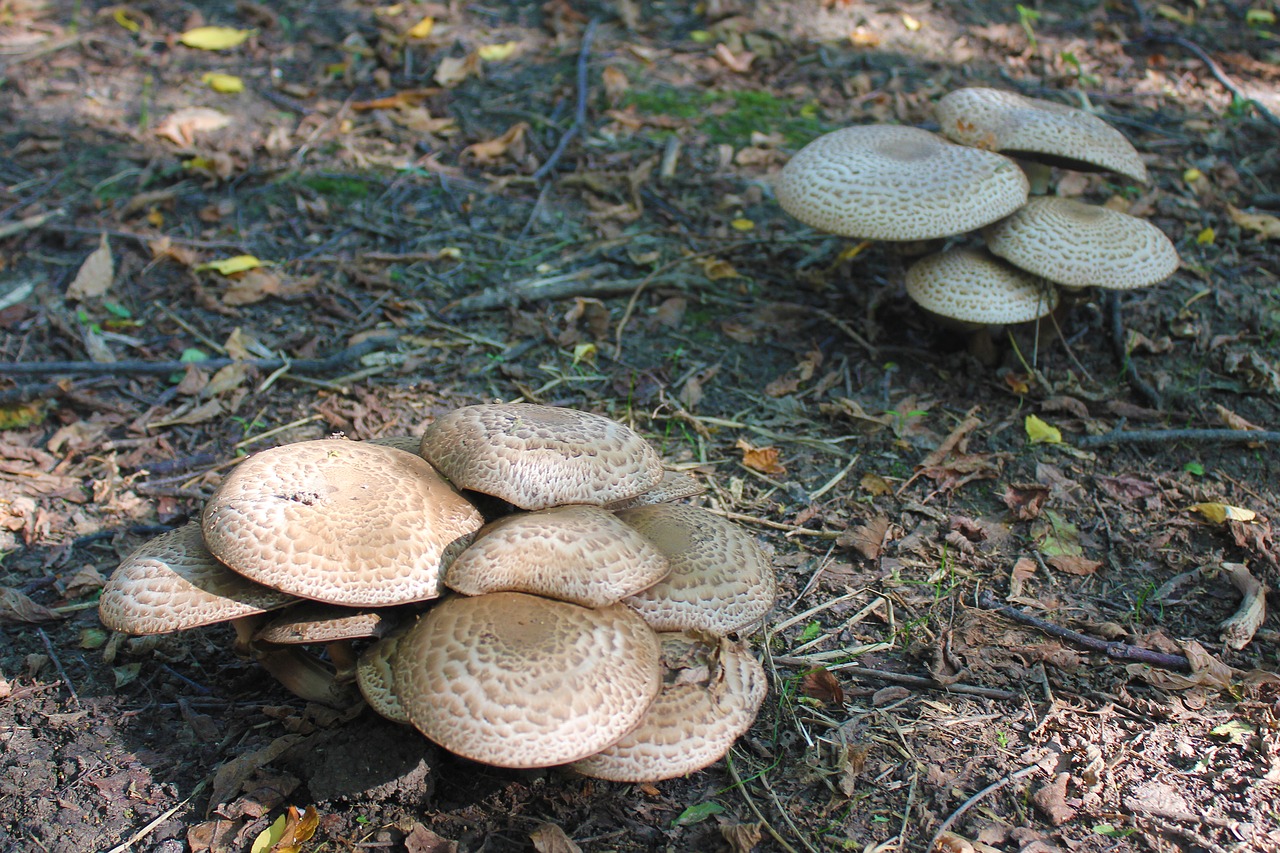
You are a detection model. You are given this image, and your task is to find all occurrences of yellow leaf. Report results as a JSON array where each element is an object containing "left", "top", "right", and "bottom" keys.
[
  {"left": 477, "top": 41, "right": 519, "bottom": 61},
  {"left": 730, "top": 218, "right": 754, "bottom": 231},
  {"left": 571, "top": 342, "right": 597, "bottom": 365},
  {"left": 194, "top": 255, "right": 264, "bottom": 275},
  {"left": 179, "top": 26, "right": 256, "bottom": 50},
  {"left": 1190, "top": 502, "right": 1257, "bottom": 524},
  {"left": 837, "top": 240, "right": 873, "bottom": 262},
  {"left": 699, "top": 257, "right": 740, "bottom": 280},
  {"left": 1024, "top": 414, "right": 1062, "bottom": 444},
  {"left": 114, "top": 9, "right": 141, "bottom": 32},
  {"left": 1182, "top": 167, "right": 1203, "bottom": 183},
  {"left": 439, "top": 247, "right": 462, "bottom": 260},
  {"left": 901, "top": 13, "right": 921, "bottom": 30},
  {"left": 1155, "top": 3, "right": 1195, "bottom": 24},
  {"left": 406, "top": 15, "right": 434, "bottom": 38},
  {"left": 1196, "top": 227, "right": 1215, "bottom": 245},
  {"left": 249, "top": 815, "right": 286, "bottom": 853},
  {"left": 0, "top": 401, "right": 46, "bottom": 431},
  {"left": 1228, "top": 205, "right": 1280, "bottom": 240},
  {"left": 201, "top": 72, "right": 244, "bottom": 93}
]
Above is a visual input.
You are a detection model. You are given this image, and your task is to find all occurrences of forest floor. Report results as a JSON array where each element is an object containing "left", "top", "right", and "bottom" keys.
[{"left": 2, "top": 1, "right": 1280, "bottom": 851}]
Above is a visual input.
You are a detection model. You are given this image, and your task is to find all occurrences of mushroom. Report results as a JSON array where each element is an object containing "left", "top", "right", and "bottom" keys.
[
  {"left": 604, "top": 469, "right": 705, "bottom": 510},
  {"left": 99, "top": 521, "right": 353, "bottom": 706},
  {"left": 202, "top": 439, "right": 483, "bottom": 607},
  {"left": 904, "top": 248, "right": 1060, "bottom": 326},
  {"left": 392, "top": 592, "right": 662, "bottom": 767},
  {"left": 774, "top": 125, "right": 1029, "bottom": 241},
  {"left": 363, "top": 435, "right": 425, "bottom": 454},
  {"left": 254, "top": 602, "right": 399, "bottom": 681},
  {"left": 444, "top": 505, "right": 671, "bottom": 607},
  {"left": 571, "top": 632, "right": 767, "bottom": 781},
  {"left": 618, "top": 504, "right": 776, "bottom": 635},
  {"left": 935, "top": 87, "right": 1149, "bottom": 184},
  {"left": 983, "top": 197, "right": 1179, "bottom": 290},
  {"left": 419, "top": 403, "right": 664, "bottom": 511},
  {"left": 357, "top": 630, "right": 411, "bottom": 724}
]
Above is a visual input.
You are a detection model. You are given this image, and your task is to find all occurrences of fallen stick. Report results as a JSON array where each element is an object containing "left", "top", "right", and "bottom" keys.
[
  {"left": 1077, "top": 425, "right": 1280, "bottom": 449},
  {"left": 1107, "top": 291, "right": 1162, "bottom": 410},
  {"left": 533, "top": 18, "right": 599, "bottom": 181},
  {"left": 977, "top": 590, "right": 1191, "bottom": 671}
]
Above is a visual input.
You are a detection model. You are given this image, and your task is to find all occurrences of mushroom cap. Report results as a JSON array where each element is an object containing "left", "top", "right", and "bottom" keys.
[
  {"left": 393, "top": 593, "right": 662, "bottom": 768},
  {"left": 905, "top": 248, "right": 1060, "bottom": 325},
  {"left": 202, "top": 440, "right": 483, "bottom": 607},
  {"left": 605, "top": 469, "right": 706, "bottom": 511},
  {"left": 445, "top": 505, "right": 671, "bottom": 607},
  {"left": 363, "top": 435, "right": 425, "bottom": 454},
  {"left": 254, "top": 602, "right": 397, "bottom": 644},
  {"left": 357, "top": 632, "right": 411, "bottom": 724},
  {"left": 774, "top": 125, "right": 1030, "bottom": 240},
  {"left": 99, "top": 521, "right": 295, "bottom": 634},
  {"left": 984, "top": 197, "right": 1180, "bottom": 289},
  {"left": 935, "top": 87, "right": 1149, "bottom": 183},
  {"left": 619, "top": 505, "right": 776, "bottom": 635},
  {"left": 571, "top": 632, "right": 767, "bottom": 781},
  {"left": 420, "top": 404, "right": 665, "bottom": 511}
]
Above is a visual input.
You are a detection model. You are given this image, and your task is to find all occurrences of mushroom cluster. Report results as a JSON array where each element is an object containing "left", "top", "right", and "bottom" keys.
[
  {"left": 99, "top": 403, "right": 775, "bottom": 781},
  {"left": 776, "top": 87, "right": 1179, "bottom": 333}
]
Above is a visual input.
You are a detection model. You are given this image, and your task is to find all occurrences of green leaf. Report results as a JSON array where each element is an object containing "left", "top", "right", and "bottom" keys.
[
  {"left": 1210, "top": 719, "right": 1254, "bottom": 744},
  {"left": 1183, "top": 461, "right": 1205, "bottom": 476},
  {"left": 113, "top": 663, "right": 141, "bottom": 688},
  {"left": 250, "top": 815, "right": 287, "bottom": 853},
  {"left": 798, "top": 621, "right": 822, "bottom": 643},
  {"left": 1025, "top": 414, "right": 1062, "bottom": 445},
  {"left": 1032, "top": 509, "right": 1083, "bottom": 558},
  {"left": 1093, "top": 823, "right": 1136, "bottom": 837},
  {"left": 672, "top": 801, "right": 725, "bottom": 827}
]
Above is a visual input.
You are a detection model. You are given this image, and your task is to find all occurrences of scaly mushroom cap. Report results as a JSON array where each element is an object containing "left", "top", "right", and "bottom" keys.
[
  {"left": 358, "top": 632, "right": 411, "bottom": 724},
  {"left": 571, "top": 632, "right": 767, "bottom": 781},
  {"left": 619, "top": 505, "right": 776, "bottom": 634},
  {"left": 393, "top": 593, "right": 663, "bottom": 768},
  {"left": 984, "top": 197, "right": 1179, "bottom": 289},
  {"left": 605, "top": 469, "right": 705, "bottom": 510},
  {"left": 445, "top": 505, "right": 671, "bottom": 607},
  {"left": 364, "top": 435, "right": 425, "bottom": 454},
  {"left": 202, "top": 440, "right": 483, "bottom": 607},
  {"left": 905, "top": 248, "right": 1059, "bottom": 325},
  {"left": 99, "top": 521, "right": 294, "bottom": 634},
  {"left": 254, "top": 602, "right": 396, "bottom": 644},
  {"left": 420, "top": 404, "right": 664, "bottom": 511},
  {"left": 774, "top": 125, "right": 1029, "bottom": 240},
  {"left": 935, "top": 87, "right": 1149, "bottom": 183}
]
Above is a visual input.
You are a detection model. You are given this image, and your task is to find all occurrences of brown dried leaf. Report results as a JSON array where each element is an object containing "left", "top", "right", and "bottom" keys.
[
  {"left": 1031, "top": 773, "right": 1076, "bottom": 825},
  {"left": 737, "top": 439, "right": 785, "bottom": 475},
  {"left": 404, "top": 823, "right": 458, "bottom": 853},
  {"left": 463, "top": 121, "right": 529, "bottom": 163},
  {"left": 434, "top": 53, "right": 481, "bottom": 87},
  {"left": 222, "top": 269, "right": 316, "bottom": 307},
  {"left": 530, "top": 823, "right": 582, "bottom": 853},
  {"left": 801, "top": 668, "right": 844, "bottom": 705},
  {"left": 272, "top": 805, "right": 319, "bottom": 853},
  {"left": 1003, "top": 483, "right": 1049, "bottom": 520},
  {"left": 836, "top": 743, "right": 870, "bottom": 796},
  {"left": 1046, "top": 554, "right": 1102, "bottom": 576},
  {"left": 839, "top": 515, "right": 890, "bottom": 560},
  {"left": 1215, "top": 403, "right": 1263, "bottom": 432},
  {"left": 859, "top": 472, "right": 893, "bottom": 496},
  {"left": 0, "top": 587, "right": 62, "bottom": 624},
  {"left": 66, "top": 233, "right": 114, "bottom": 301},
  {"left": 1228, "top": 204, "right": 1280, "bottom": 239},
  {"left": 720, "top": 822, "right": 763, "bottom": 853},
  {"left": 210, "top": 734, "right": 306, "bottom": 811},
  {"left": 154, "top": 107, "right": 232, "bottom": 146}
]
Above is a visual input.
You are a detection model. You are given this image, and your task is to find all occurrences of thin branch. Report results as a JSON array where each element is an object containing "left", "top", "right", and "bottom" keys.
[
  {"left": 1108, "top": 291, "right": 1162, "bottom": 409},
  {"left": 1135, "top": 34, "right": 1280, "bottom": 129},
  {"left": 37, "top": 627, "right": 80, "bottom": 707},
  {"left": 533, "top": 19, "right": 599, "bottom": 181},
  {"left": 977, "top": 591, "right": 1191, "bottom": 671},
  {"left": 929, "top": 762, "right": 1045, "bottom": 848},
  {"left": 1077, "top": 425, "right": 1280, "bottom": 449}
]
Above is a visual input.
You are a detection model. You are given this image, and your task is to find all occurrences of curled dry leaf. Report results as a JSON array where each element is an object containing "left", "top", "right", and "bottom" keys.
[
  {"left": 1219, "top": 562, "right": 1267, "bottom": 651},
  {"left": 529, "top": 823, "right": 582, "bottom": 853},
  {"left": 1046, "top": 554, "right": 1102, "bottom": 575},
  {"left": 1003, "top": 483, "right": 1049, "bottom": 520},
  {"left": 736, "top": 439, "right": 785, "bottom": 475},
  {"left": 0, "top": 587, "right": 62, "bottom": 624},
  {"left": 721, "top": 822, "right": 763, "bottom": 853},
  {"left": 66, "top": 233, "right": 113, "bottom": 301},
  {"left": 462, "top": 122, "right": 529, "bottom": 163},
  {"left": 154, "top": 107, "right": 232, "bottom": 146},
  {"left": 801, "top": 668, "right": 844, "bottom": 705},
  {"left": 838, "top": 514, "right": 891, "bottom": 560}
]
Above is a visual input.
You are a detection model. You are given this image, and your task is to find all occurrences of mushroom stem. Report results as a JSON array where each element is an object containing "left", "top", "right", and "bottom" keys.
[
  {"left": 325, "top": 640, "right": 359, "bottom": 683},
  {"left": 255, "top": 644, "right": 358, "bottom": 708}
]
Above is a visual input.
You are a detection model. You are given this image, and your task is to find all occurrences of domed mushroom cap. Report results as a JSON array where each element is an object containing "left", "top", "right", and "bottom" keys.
[
  {"left": 984, "top": 197, "right": 1179, "bottom": 289},
  {"left": 935, "top": 87, "right": 1149, "bottom": 183},
  {"left": 445, "top": 505, "right": 671, "bottom": 607},
  {"left": 774, "top": 125, "right": 1029, "bottom": 240},
  {"left": 905, "top": 248, "right": 1059, "bottom": 325},
  {"left": 420, "top": 404, "right": 665, "bottom": 511},
  {"left": 363, "top": 435, "right": 425, "bottom": 454},
  {"left": 571, "top": 632, "right": 767, "bottom": 782},
  {"left": 619, "top": 505, "right": 776, "bottom": 635},
  {"left": 202, "top": 440, "right": 483, "bottom": 607},
  {"left": 357, "top": 632, "right": 411, "bottom": 724},
  {"left": 99, "top": 521, "right": 295, "bottom": 634},
  {"left": 393, "top": 593, "right": 662, "bottom": 768},
  {"left": 605, "top": 469, "right": 705, "bottom": 511},
  {"left": 254, "top": 602, "right": 397, "bottom": 645}
]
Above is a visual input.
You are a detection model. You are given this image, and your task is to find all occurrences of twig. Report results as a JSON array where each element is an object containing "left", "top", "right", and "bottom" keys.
[
  {"left": 1108, "top": 291, "right": 1163, "bottom": 409},
  {"left": 533, "top": 19, "right": 599, "bottom": 181},
  {"left": 1077, "top": 425, "right": 1280, "bottom": 449},
  {"left": 1135, "top": 34, "right": 1280, "bottom": 129},
  {"left": 0, "top": 208, "right": 64, "bottom": 239},
  {"left": 725, "top": 755, "right": 805, "bottom": 853},
  {"left": 977, "top": 591, "right": 1191, "bottom": 671},
  {"left": 104, "top": 779, "right": 208, "bottom": 853},
  {"left": 775, "top": 659, "right": 1019, "bottom": 701},
  {"left": 0, "top": 334, "right": 396, "bottom": 378},
  {"left": 445, "top": 263, "right": 620, "bottom": 314},
  {"left": 36, "top": 627, "right": 80, "bottom": 707},
  {"left": 929, "top": 762, "right": 1044, "bottom": 848}
]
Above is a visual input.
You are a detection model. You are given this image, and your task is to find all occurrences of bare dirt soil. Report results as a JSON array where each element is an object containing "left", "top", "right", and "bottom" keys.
[{"left": 2, "top": 1, "right": 1279, "bottom": 851}]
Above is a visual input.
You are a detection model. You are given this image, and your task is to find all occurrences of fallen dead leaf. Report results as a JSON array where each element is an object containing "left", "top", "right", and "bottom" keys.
[
  {"left": 66, "top": 233, "right": 114, "bottom": 300},
  {"left": 404, "top": 822, "right": 458, "bottom": 853},
  {"left": 1003, "top": 483, "right": 1049, "bottom": 520},
  {"left": 154, "top": 107, "right": 232, "bottom": 146},
  {"left": 737, "top": 439, "right": 785, "bottom": 475},
  {"left": 530, "top": 823, "right": 582, "bottom": 853},
  {"left": 720, "top": 822, "right": 763, "bottom": 853},
  {"left": 1228, "top": 204, "right": 1280, "bottom": 239},
  {"left": 435, "top": 53, "right": 481, "bottom": 87},
  {"left": 1046, "top": 554, "right": 1102, "bottom": 575},
  {"left": 463, "top": 122, "right": 529, "bottom": 164},
  {"left": 801, "top": 668, "right": 844, "bottom": 705},
  {"left": 838, "top": 515, "right": 891, "bottom": 560},
  {"left": 0, "top": 587, "right": 63, "bottom": 624}
]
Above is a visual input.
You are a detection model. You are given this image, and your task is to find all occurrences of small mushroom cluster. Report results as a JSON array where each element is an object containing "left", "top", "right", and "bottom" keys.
[
  {"left": 777, "top": 87, "right": 1179, "bottom": 332},
  {"left": 99, "top": 403, "right": 775, "bottom": 781}
]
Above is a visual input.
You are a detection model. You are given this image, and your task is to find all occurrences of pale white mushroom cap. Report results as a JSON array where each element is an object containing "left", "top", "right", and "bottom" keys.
[
  {"left": 774, "top": 125, "right": 1029, "bottom": 240},
  {"left": 202, "top": 440, "right": 483, "bottom": 607},
  {"left": 254, "top": 602, "right": 396, "bottom": 644},
  {"left": 571, "top": 632, "right": 767, "bottom": 782},
  {"left": 984, "top": 197, "right": 1179, "bottom": 289},
  {"left": 619, "top": 505, "right": 777, "bottom": 635},
  {"left": 420, "top": 404, "right": 665, "bottom": 511},
  {"left": 393, "top": 593, "right": 662, "bottom": 768},
  {"left": 444, "top": 505, "right": 671, "bottom": 607},
  {"left": 99, "top": 521, "right": 294, "bottom": 634},
  {"left": 905, "top": 248, "right": 1060, "bottom": 325},
  {"left": 357, "top": 632, "right": 410, "bottom": 724},
  {"left": 935, "top": 87, "right": 1149, "bottom": 183}
]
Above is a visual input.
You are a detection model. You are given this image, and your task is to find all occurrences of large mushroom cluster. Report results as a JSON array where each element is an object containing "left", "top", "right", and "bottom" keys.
[
  {"left": 99, "top": 403, "right": 775, "bottom": 781},
  {"left": 776, "top": 87, "right": 1179, "bottom": 332}
]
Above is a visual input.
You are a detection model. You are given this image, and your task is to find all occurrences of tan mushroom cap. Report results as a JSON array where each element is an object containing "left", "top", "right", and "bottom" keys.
[
  {"left": 99, "top": 521, "right": 295, "bottom": 634},
  {"left": 605, "top": 469, "right": 705, "bottom": 511},
  {"left": 420, "top": 404, "right": 665, "bottom": 511},
  {"left": 202, "top": 440, "right": 483, "bottom": 607},
  {"left": 254, "top": 602, "right": 396, "bottom": 644},
  {"left": 935, "top": 87, "right": 1149, "bottom": 183},
  {"left": 571, "top": 632, "right": 767, "bottom": 781},
  {"left": 357, "top": 632, "right": 410, "bottom": 724},
  {"left": 393, "top": 593, "right": 662, "bottom": 768},
  {"left": 619, "top": 505, "right": 776, "bottom": 635},
  {"left": 445, "top": 506, "right": 671, "bottom": 607},
  {"left": 905, "top": 248, "right": 1060, "bottom": 325},
  {"left": 774, "top": 125, "right": 1029, "bottom": 240},
  {"left": 363, "top": 435, "right": 425, "bottom": 454},
  {"left": 984, "top": 197, "right": 1179, "bottom": 289}
]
